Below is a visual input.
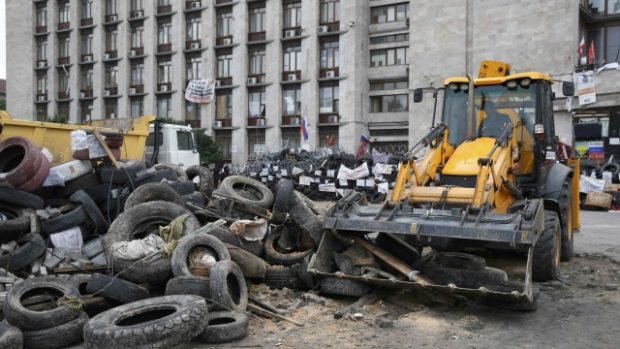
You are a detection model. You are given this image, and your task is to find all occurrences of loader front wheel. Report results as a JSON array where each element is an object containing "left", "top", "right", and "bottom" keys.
[
  {"left": 558, "top": 183, "right": 574, "bottom": 261},
  {"left": 532, "top": 211, "right": 561, "bottom": 281}
]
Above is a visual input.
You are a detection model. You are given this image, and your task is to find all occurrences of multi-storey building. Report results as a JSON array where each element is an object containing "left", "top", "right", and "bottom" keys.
[{"left": 6, "top": 1, "right": 620, "bottom": 164}]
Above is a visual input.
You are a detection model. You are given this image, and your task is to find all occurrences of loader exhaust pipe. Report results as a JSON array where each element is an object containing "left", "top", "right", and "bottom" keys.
[{"left": 467, "top": 75, "right": 476, "bottom": 140}]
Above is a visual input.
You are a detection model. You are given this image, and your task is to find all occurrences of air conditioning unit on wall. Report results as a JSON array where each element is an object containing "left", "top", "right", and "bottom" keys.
[
  {"left": 38, "top": 61, "right": 46, "bottom": 68},
  {"left": 160, "top": 84, "right": 169, "bottom": 92},
  {"left": 104, "top": 53, "right": 111, "bottom": 60},
  {"left": 191, "top": 1, "right": 200, "bottom": 8},
  {"left": 84, "top": 55, "right": 92, "bottom": 62},
  {"left": 214, "top": 121, "right": 223, "bottom": 128},
  {"left": 247, "top": 77, "right": 257, "bottom": 85},
  {"left": 326, "top": 70, "right": 336, "bottom": 78},
  {"left": 129, "top": 88, "right": 137, "bottom": 94},
  {"left": 222, "top": 38, "right": 232, "bottom": 45},
  {"left": 288, "top": 74, "right": 297, "bottom": 81},
  {"left": 328, "top": 115, "right": 339, "bottom": 123},
  {"left": 80, "top": 92, "right": 86, "bottom": 98},
  {"left": 290, "top": 117, "right": 300, "bottom": 125},
  {"left": 285, "top": 30, "right": 296, "bottom": 38},
  {"left": 215, "top": 80, "right": 221, "bottom": 87},
  {"left": 104, "top": 89, "right": 111, "bottom": 96},
  {"left": 256, "top": 119, "right": 266, "bottom": 126},
  {"left": 108, "top": 15, "right": 117, "bottom": 22},
  {"left": 191, "top": 42, "right": 200, "bottom": 49},
  {"left": 130, "top": 49, "right": 137, "bottom": 56},
  {"left": 318, "top": 26, "right": 328, "bottom": 33},
  {"left": 37, "top": 95, "right": 46, "bottom": 101}
]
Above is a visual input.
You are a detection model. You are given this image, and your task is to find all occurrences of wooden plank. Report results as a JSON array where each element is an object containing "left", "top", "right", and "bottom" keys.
[{"left": 93, "top": 129, "right": 121, "bottom": 169}]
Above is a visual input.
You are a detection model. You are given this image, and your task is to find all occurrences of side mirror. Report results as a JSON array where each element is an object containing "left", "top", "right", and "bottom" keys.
[
  {"left": 413, "top": 88, "right": 424, "bottom": 103},
  {"left": 562, "top": 82, "right": 575, "bottom": 97}
]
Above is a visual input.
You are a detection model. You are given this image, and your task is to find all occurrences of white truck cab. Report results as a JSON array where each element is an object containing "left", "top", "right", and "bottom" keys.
[{"left": 145, "top": 123, "right": 200, "bottom": 169}]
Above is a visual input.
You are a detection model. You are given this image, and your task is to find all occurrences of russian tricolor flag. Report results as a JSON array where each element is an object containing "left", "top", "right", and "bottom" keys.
[{"left": 301, "top": 117, "right": 309, "bottom": 141}]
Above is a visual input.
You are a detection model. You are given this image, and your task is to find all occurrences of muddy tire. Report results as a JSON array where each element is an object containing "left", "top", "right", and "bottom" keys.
[
  {"left": 218, "top": 176, "right": 274, "bottom": 209},
  {"left": 0, "top": 206, "right": 32, "bottom": 242},
  {"left": 271, "top": 179, "right": 294, "bottom": 224},
  {"left": 171, "top": 233, "right": 231, "bottom": 277},
  {"left": 207, "top": 227, "right": 264, "bottom": 257},
  {"left": 0, "top": 137, "right": 41, "bottom": 188},
  {"left": 124, "top": 182, "right": 186, "bottom": 210},
  {"left": 165, "top": 276, "right": 211, "bottom": 299},
  {"left": 0, "top": 233, "right": 46, "bottom": 271},
  {"left": 209, "top": 260, "right": 248, "bottom": 312},
  {"left": 22, "top": 311, "right": 88, "bottom": 349},
  {"left": 195, "top": 311, "right": 249, "bottom": 344},
  {"left": 288, "top": 191, "right": 323, "bottom": 245},
  {"left": 264, "top": 229, "right": 313, "bottom": 266},
  {"left": 3, "top": 276, "right": 82, "bottom": 331},
  {"left": 558, "top": 182, "right": 574, "bottom": 262},
  {"left": 83, "top": 295, "right": 209, "bottom": 349},
  {"left": 261, "top": 265, "right": 303, "bottom": 289},
  {"left": 155, "top": 163, "right": 189, "bottom": 181},
  {"left": 69, "top": 274, "right": 92, "bottom": 296},
  {"left": 0, "top": 186, "right": 44, "bottom": 209},
  {"left": 41, "top": 205, "right": 88, "bottom": 235},
  {"left": 532, "top": 211, "right": 561, "bottom": 281},
  {"left": 319, "top": 277, "right": 370, "bottom": 297},
  {"left": 435, "top": 252, "right": 485, "bottom": 271},
  {"left": 226, "top": 243, "right": 268, "bottom": 278},
  {"left": 85, "top": 273, "right": 150, "bottom": 304},
  {"left": 186, "top": 165, "right": 215, "bottom": 198},
  {"left": 98, "top": 160, "right": 147, "bottom": 184},
  {"left": 0, "top": 320, "right": 23, "bottom": 349},
  {"left": 109, "top": 254, "right": 173, "bottom": 285},
  {"left": 70, "top": 190, "right": 109, "bottom": 234}
]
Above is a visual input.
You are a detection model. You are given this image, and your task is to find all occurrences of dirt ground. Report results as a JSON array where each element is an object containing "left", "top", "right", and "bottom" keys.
[{"left": 177, "top": 210, "right": 620, "bottom": 349}]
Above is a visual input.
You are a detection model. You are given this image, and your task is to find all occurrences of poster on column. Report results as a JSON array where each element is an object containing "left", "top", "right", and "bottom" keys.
[{"left": 574, "top": 71, "right": 596, "bottom": 106}]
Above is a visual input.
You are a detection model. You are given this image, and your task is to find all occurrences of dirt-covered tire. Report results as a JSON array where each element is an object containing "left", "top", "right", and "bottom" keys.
[
  {"left": 171, "top": 233, "right": 231, "bottom": 277},
  {"left": 319, "top": 277, "right": 370, "bottom": 297},
  {"left": 558, "top": 182, "right": 574, "bottom": 261},
  {"left": 69, "top": 274, "right": 92, "bottom": 295},
  {"left": 98, "top": 160, "right": 147, "bottom": 184},
  {"left": 0, "top": 186, "right": 44, "bottom": 209},
  {"left": 421, "top": 265, "right": 508, "bottom": 289},
  {"left": 41, "top": 205, "right": 88, "bottom": 235},
  {"left": 218, "top": 176, "right": 274, "bottom": 209},
  {"left": 264, "top": 229, "right": 313, "bottom": 266},
  {"left": 109, "top": 254, "right": 173, "bottom": 285},
  {"left": 83, "top": 295, "right": 209, "bottom": 349},
  {"left": 261, "top": 265, "right": 303, "bottom": 289},
  {"left": 186, "top": 165, "right": 215, "bottom": 198},
  {"left": 0, "top": 233, "right": 46, "bottom": 271},
  {"left": 22, "top": 311, "right": 88, "bottom": 349},
  {"left": 0, "top": 206, "right": 32, "bottom": 243},
  {"left": 165, "top": 276, "right": 211, "bottom": 299},
  {"left": 70, "top": 190, "right": 109, "bottom": 234},
  {"left": 209, "top": 260, "right": 248, "bottom": 312},
  {"left": 154, "top": 163, "right": 189, "bottom": 181},
  {"left": 195, "top": 311, "right": 249, "bottom": 344},
  {"left": 288, "top": 191, "right": 324, "bottom": 245},
  {"left": 168, "top": 180, "right": 196, "bottom": 196},
  {"left": 0, "top": 320, "right": 23, "bottom": 349},
  {"left": 225, "top": 243, "right": 268, "bottom": 278},
  {"left": 104, "top": 201, "right": 200, "bottom": 251},
  {"left": 434, "top": 252, "right": 485, "bottom": 271},
  {"left": 532, "top": 211, "right": 561, "bottom": 281},
  {"left": 271, "top": 179, "right": 294, "bottom": 224},
  {"left": 85, "top": 273, "right": 150, "bottom": 304},
  {"left": 3, "top": 276, "right": 82, "bottom": 331},
  {"left": 207, "top": 227, "right": 264, "bottom": 257},
  {"left": 82, "top": 237, "right": 105, "bottom": 258},
  {"left": 124, "top": 182, "right": 186, "bottom": 210}
]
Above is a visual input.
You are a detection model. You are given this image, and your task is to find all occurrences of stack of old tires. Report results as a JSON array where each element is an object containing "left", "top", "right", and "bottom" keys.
[{"left": 0, "top": 137, "right": 50, "bottom": 192}]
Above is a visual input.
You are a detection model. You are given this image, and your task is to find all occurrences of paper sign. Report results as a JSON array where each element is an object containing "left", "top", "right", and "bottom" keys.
[
  {"left": 299, "top": 176, "right": 312, "bottom": 186},
  {"left": 356, "top": 179, "right": 366, "bottom": 187},
  {"left": 50, "top": 227, "right": 83, "bottom": 254},
  {"left": 250, "top": 172, "right": 257, "bottom": 177},
  {"left": 260, "top": 168, "right": 269, "bottom": 176},
  {"left": 610, "top": 138, "right": 620, "bottom": 145},
  {"left": 261, "top": 177, "right": 267, "bottom": 183},
  {"left": 315, "top": 170, "right": 322, "bottom": 176},
  {"left": 319, "top": 183, "right": 336, "bottom": 192},
  {"left": 268, "top": 175, "right": 274, "bottom": 181},
  {"left": 366, "top": 180, "right": 376, "bottom": 188},
  {"left": 281, "top": 169, "right": 288, "bottom": 176},
  {"left": 378, "top": 182, "right": 389, "bottom": 194},
  {"left": 339, "top": 178, "right": 348, "bottom": 186},
  {"left": 337, "top": 163, "right": 370, "bottom": 180},
  {"left": 575, "top": 71, "right": 596, "bottom": 106},
  {"left": 327, "top": 170, "right": 336, "bottom": 178}
]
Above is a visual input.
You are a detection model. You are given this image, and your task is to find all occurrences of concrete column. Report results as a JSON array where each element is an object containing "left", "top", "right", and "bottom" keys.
[
  {"left": 91, "top": 0, "right": 105, "bottom": 120},
  {"left": 6, "top": 1, "right": 35, "bottom": 119},
  {"left": 201, "top": 4, "right": 216, "bottom": 134},
  {"left": 170, "top": 1, "right": 184, "bottom": 122},
  {"left": 116, "top": 0, "right": 129, "bottom": 118},
  {"left": 49, "top": 1, "right": 60, "bottom": 118},
  {"left": 231, "top": 2, "right": 249, "bottom": 165},
  {"left": 264, "top": 0, "right": 283, "bottom": 152},
  {"left": 143, "top": 0, "right": 157, "bottom": 115},
  {"left": 300, "top": 0, "right": 320, "bottom": 150}
]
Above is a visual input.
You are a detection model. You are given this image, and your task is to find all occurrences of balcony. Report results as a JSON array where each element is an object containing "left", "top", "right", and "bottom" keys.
[
  {"left": 282, "top": 115, "right": 301, "bottom": 126},
  {"left": 57, "top": 91, "right": 70, "bottom": 100},
  {"left": 215, "top": 0, "right": 234, "bottom": 4},
  {"left": 35, "top": 25, "right": 48, "bottom": 34},
  {"left": 129, "top": 47, "right": 145, "bottom": 57},
  {"left": 80, "top": 18, "right": 93, "bottom": 27},
  {"left": 57, "top": 22, "right": 70, "bottom": 31},
  {"left": 157, "top": 82, "right": 172, "bottom": 93},
  {"left": 318, "top": 21, "right": 340, "bottom": 34},
  {"left": 103, "top": 50, "right": 118, "bottom": 60},
  {"left": 247, "top": 117, "right": 267, "bottom": 127},
  {"left": 319, "top": 113, "right": 340, "bottom": 125},
  {"left": 129, "top": 84, "right": 144, "bottom": 95},
  {"left": 79, "top": 89, "right": 94, "bottom": 99},
  {"left": 81, "top": 54, "right": 94, "bottom": 63},
  {"left": 157, "top": 5, "right": 173, "bottom": 15},
  {"left": 185, "top": 40, "right": 202, "bottom": 51},
  {"left": 158, "top": 43, "right": 173, "bottom": 54},
  {"left": 186, "top": 0, "right": 203, "bottom": 10},
  {"left": 247, "top": 74, "right": 266, "bottom": 85},
  {"left": 319, "top": 67, "right": 340, "bottom": 79},
  {"left": 215, "top": 36, "right": 233, "bottom": 47},
  {"left": 35, "top": 60, "right": 48, "bottom": 69},
  {"left": 185, "top": 119, "right": 201, "bottom": 129},
  {"left": 130, "top": 10, "right": 145, "bottom": 19},
  {"left": 104, "top": 87, "right": 119, "bottom": 97},
  {"left": 281, "top": 71, "right": 301, "bottom": 82},
  {"left": 57, "top": 57, "right": 70, "bottom": 66},
  {"left": 282, "top": 27, "right": 302, "bottom": 39},
  {"left": 216, "top": 77, "right": 233, "bottom": 87},
  {"left": 248, "top": 31, "right": 266, "bottom": 43},
  {"left": 35, "top": 93, "right": 48, "bottom": 102},
  {"left": 104, "top": 14, "right": 119, "bottom": 24},
  {"left": 214, "top": 118, "right": 233, "bottom": 128}
]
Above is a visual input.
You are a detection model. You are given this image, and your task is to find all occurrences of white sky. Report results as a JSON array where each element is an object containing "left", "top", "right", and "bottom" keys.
[{"left": 0, "top": 0, "right": 5, "bottom": 79}]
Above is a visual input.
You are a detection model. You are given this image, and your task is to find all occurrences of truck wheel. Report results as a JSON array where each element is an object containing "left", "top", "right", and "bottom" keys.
[
  {"left": 532, "top": 211, "right": 561, "bottom": 281},
  {"left": 558, "top": 182, "right": 574, "bottom": 261}
]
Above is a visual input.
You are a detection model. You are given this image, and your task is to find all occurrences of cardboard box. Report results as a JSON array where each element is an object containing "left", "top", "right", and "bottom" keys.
[
  {"left": 585, "top": 191, "right": 613, "bottom": 209},
  {"left": 604, "top": 183, "right": 620, "bottom": 193}
]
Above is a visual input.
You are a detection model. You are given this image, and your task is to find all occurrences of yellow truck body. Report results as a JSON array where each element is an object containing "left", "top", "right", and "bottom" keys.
[{"left": 0, "top": 112, "right": 155, "bottom": 165}]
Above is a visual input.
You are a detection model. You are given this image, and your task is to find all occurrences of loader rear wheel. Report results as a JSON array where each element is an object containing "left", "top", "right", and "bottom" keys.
[
  {"left": 532, "top": 211, "right": 560, "bottom": 281},
  {"left": 558, "top": 183, "right": 574, "bottom": 261}
]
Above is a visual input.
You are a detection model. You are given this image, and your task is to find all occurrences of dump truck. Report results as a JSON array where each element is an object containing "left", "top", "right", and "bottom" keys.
[{"left": 309, "top": 61, "right": 580, "bottom": 309}]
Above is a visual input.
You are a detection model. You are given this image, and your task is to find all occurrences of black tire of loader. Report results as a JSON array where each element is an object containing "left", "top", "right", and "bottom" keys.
[
  {"left": 532, "top": 211, "right": 561, "bottom": 282},
  {"left": 558, "top": 182, "right": 574, "bottom": 261}
]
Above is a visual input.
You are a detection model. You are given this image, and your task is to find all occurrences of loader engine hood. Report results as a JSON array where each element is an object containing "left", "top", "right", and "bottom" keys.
[{"left": 442, "top": 137, "right": 496, "bottom": 176}]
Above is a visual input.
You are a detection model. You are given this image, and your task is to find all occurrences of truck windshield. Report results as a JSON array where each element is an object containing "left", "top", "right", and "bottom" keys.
[{"left": 442, "top": 82, "right": 538, "bottom": 144}]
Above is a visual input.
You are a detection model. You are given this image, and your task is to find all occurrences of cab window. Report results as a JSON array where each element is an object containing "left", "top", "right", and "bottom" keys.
[{"left": 177, "top": 131, "right": 195, "bottom": 151}]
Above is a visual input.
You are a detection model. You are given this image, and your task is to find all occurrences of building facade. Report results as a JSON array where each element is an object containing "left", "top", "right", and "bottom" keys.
[{"left": 6, "top": 0, "right": 620, "bottom": 164}]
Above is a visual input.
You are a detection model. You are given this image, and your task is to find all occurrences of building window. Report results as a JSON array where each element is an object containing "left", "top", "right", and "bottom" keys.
[
  {"left": 216, "top": 91, "right": 233, "bottom": 119},
  {"left": 36, "top": 40, "right": 47, "bottom": 61},
  {"left": 131, "top": 0, "right": 144, "bottom": 12},
  {"left": 187, "top": 17, "right": 201, "bottom": 41},
  {"left": 187, "top": 57, "right": 202, "bottom": 81},
  {"left": 80, "top": 101, "right": 93, "bottom": 123},
  {"left": 36, "top": 6, "right": 47, "bottom": 27},
  {"left": 370, "top": 94, "right": 409, "bottom": 113},
  {"left": 131, "top": 63, "right": 144, "bottom": 86},
  {"left": 283, "top": 44, "right": 302, "bottom": 72},
  {"left": 37, "top": 74, "right": 48, "bottom": 94},
  {"left": 131, "top": 26, "right": 144, "bottom": 48},
  {"left": 320, "top": 39, "right": 339, "bottom": 69},
  {"left": 105, "top": 65, "right": 118, "bottom": 88},
  {"left": 105, "top": 0, "right": 117, "bottom": 16},
  {"left": 585, "top": 25, "right": 620, "bottom": 64},
  {"left": 81, "top": 69, "right": 94, "bottom": 90},
  {"left": 370, "top": 3, "right": 409, "bottom": 24},
  {"left": 284, "top": 2, "right": 301, "bottom": 28},
  {"left": 36, "top": 105, "right": 47, "bottom": 122},
  {"left": 248, "top": 129, "right": 266, "bottom": 154},
  {"left": 282, "top": 87, "right": 301, "bottom": 116},
  {"left": 131, "top": 98, "right": 144, "bottom": 117},
  {"left": 249, "top": 6, "right": 266, "bottom": 33},
  {"left": 158, "top": 0, "right": 170, "bottom": 6},
  {"left": 217, "top": 52, "right": 232, "bottom": 78},
  {"left": 370, "top": 33, "right": 409, "bottom": 45},
  {"left": 217, "top": 8, "right": 233, "bottom": 38},
  {"left": 319, "top": 84, "right": 339, "bottom": 114},
  {"left": 58, "top": 102, "right": 70, "bottom": 121},
  {"left": 105, "top": 99, "right": 118, "bottom": 119},
  {"left": 157, "top": 97, "right": 172, "bottom": 118},
  {"left": 249, "top": 47, "right": 265, "bottom": 75},
  {"left": 59, "top": 2, "right": 70, "bottom": 24},
  {"left": 370, "top": 79, "right": 409, "bottom": 91},
  {"left": 215, "top": 131, "right": 232, "bottom": 160},
  {"left": 81, "top": 0, "right": 93, "bottom": 19},
  {"left": 185, "top": 101, "right": 200, "bottom": 128},
  {"left": 370, "top": 47, "right": 408, "bottom": 67},
  {"left": 281, "top": 128, "right": 300, "bottom": 150},
  {"left": 106, "top": 30, "right": 118, "bottom": 52},
  {"left": 319, "top": 126, "right": 339, "bottom": 149},
  {"left": 249, "top": 89, "right": 266, "bottom": 117},
  {"left": 158, "top": 22, "right": 171, "bottom": 45},
  {"left": 320, "top": 0, "right": 340, "bottom": 24},
  {"left": 158, "top": 61, "right": 172, "bottom": 84},
  {"left": 59, "top": 36, "right": 70, "bottom": 58},
  {"left": 81, "top": 33, "right": 93, "bottom": 55}
]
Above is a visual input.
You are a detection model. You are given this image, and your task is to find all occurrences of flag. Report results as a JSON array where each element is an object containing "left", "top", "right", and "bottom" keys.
[
  {"left": 577, "top": 34, "right": 585, "bottom": 60},
  {"left": 356, "top": 135, "right": 371, "bottom": 157},
  {"left": 300, "top": 117, "right": 309, "bottom": 141},
  {"left": 587, "top": 41, "right": 596, "bottom": 65}
]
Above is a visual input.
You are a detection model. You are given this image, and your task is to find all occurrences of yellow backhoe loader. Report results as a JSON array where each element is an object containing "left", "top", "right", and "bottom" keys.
[{"left": 309, "top": 61, "right": 580, "bottom": 309}]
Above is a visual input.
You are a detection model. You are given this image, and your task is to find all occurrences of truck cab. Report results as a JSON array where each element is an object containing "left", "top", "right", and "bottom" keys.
[{"left": 145, "top": 123, "right": 200, "bottom": 169}]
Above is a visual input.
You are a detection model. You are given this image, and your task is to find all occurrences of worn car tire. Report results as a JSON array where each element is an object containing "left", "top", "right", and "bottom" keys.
[
  {"left": 109, "top": 254, "right": 173, "bottom": 285},
  {"left": 271, "top": 179, "right": 294, "bottom": 224},
  {"left": 288, "top": 191, "right": 324, "bottom": 245},
  {"left": 0, "top": 233, "right": 46, "bottom": 271},
  {"left": 218, "top": 176, "right": 274, "bottom": 209},
  {"left": 22, "top": 311, "right": 88, "bottom": 349},
  {"left": 434, "top": 252, "right": 485, "bottom": 271},
  {"left": 0, "top": 206, "right": 32, "bottom": 243},
  {"left": 207, "top": 227, "right": 264, "bottom": 257},
  {"left": 165, "top": 276, "right": 211, "bottom": 299},
  {"left": 81, "top": 237, "right": 105, "bottom": 258},
  {"left": 17, "top": 154, "right": 50, "bottom": 192},
  {"left": 70, "top": 190, "right": 109, "bottom": 234},
  {"left": 261, "top": 265, "right": 303, "bottom": 289},
  {"left": 225, "top": 243, "right": 268, "bottom": 278},
  {"left": 104, "top": 201, "right": 199, "bottom": 251},
  {"left": 319, "top": 277, "right": 370, "bottom": 297},
  {"left": 186, "top": 165, "right": 215, "bottom": 198},
  {"left": 209, "top": 261, "right": 248, "bottom": 312},
  {"left": 171, "top": 233, "right": 231, "bottom": 277},
  {"left": 0, "top": 137, "right": 42, "bottom": 188},
  {"left": 85, "top": 273, "right": 150, "bottom": 304},
  {"left": 98, "top": 160, "right": 147, "bottom": 184},
  {"left": 195, "top": 311, "right": 249, "bottom": 344},
  {"left": 83, "top": 295, "right": 208, "bottom": 349},
  {"left": 168, "top": 180, "right": 196, "bottom": 196},
  {"left": 41, "top": 205, "right": 88, "bottom": 235},
  {"left": 69, "top": 274, "right": 92, "bottom": 295},
  {"left": 124, "top": 182, "right": 186, "bottom": 210},
  {"left": 0, "top": 186, "right": 44, "bottom": 209},
  {"left": 133, "top": 168, "right": 178, "bottom": 187},
  {"left": 264, "top": 229, "right": 313, "bottom": 266},
  {"left": 3, "top": 276, "right": 82, "bottom": 331},
  {"left": 532, "top": 211, "right": 561, "bottom": 281},
  {"left": 0, "top": 320, "right": 23, "bottom": 349},
  {"left": 154, "top": 163, "right": 189, "bottom": 181}
]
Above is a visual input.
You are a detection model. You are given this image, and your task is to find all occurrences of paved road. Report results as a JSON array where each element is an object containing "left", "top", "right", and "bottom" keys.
[{"left": 575, "top": 210, "right": 620, "bottom": 261}]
